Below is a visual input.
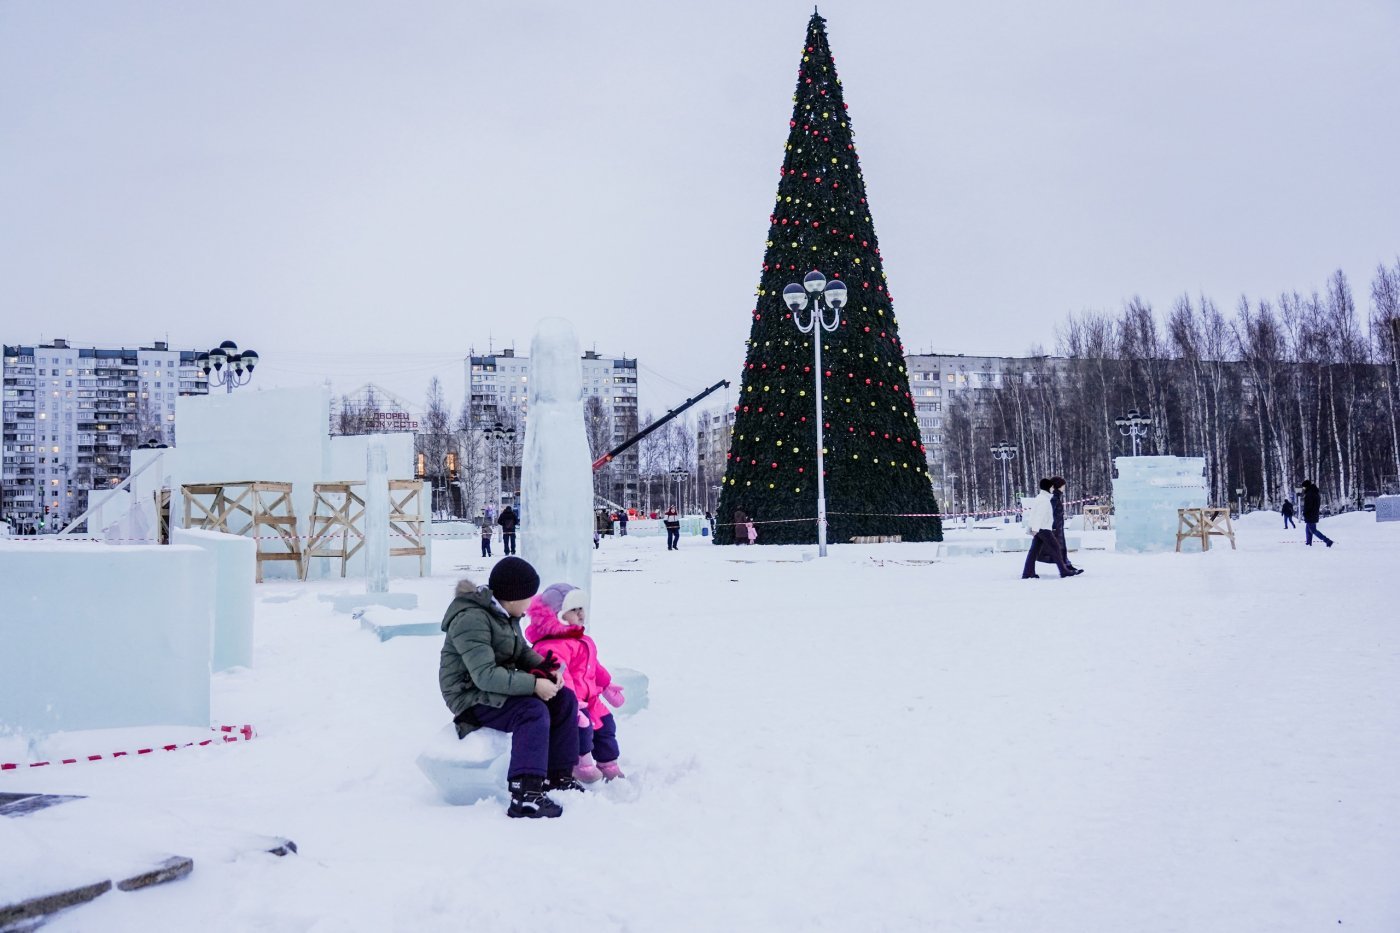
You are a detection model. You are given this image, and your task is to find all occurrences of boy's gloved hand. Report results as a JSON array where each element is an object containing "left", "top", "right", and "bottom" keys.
[
  {"left": 530, "top": 649, "right": 562, "bottom": 681},
  {"left": 602, "top": 684, "right": 625, "bottom": 708}
]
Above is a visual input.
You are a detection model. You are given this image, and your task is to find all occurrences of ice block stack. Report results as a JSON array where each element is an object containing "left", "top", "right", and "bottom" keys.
[{"left": 1112, "top": 456, "right": 1208, "bottom": 553}]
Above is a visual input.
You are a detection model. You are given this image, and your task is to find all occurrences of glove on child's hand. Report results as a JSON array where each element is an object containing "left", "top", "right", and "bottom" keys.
[
  {"left": 530, "top": 649, "right": 562, "bottom": 679},
  {"left": 602, "top": 684, "right": 625, "bottom": 708}
]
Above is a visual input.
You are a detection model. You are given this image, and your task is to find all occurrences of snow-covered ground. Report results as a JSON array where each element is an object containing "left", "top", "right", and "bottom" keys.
[{"left": 3, "top": 511, "right": 1398, "bottom": 932}]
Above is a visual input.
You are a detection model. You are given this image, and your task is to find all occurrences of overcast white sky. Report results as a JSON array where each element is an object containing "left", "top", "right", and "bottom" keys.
[{"left": 3, "top": 1, "right": 1397, "bottom": 416}]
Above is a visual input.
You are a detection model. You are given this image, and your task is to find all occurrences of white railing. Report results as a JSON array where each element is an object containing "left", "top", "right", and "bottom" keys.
[{"left": 56, "top": 451, "right": 166, "bottom": 537}]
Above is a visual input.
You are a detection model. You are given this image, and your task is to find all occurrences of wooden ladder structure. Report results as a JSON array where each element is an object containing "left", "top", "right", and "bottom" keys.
[
  {"left": 1082, "top": 504, "right": 1113, "bottom": 530},
  {"left": 1175, "top": 507, "right": 1236, "bottom": 552},
  {"left": 181, "top": 481, "right": 301, "bottom": 582},
  {"left": 389, "top": 480, "right": 427, "bottom": 576},
  {"left": 304, "top": 482, "right": 367, "bottom": 578}
]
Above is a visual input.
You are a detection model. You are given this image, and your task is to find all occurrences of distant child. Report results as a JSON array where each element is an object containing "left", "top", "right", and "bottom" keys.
[
  {"left": 480, "top": 517, "right": 493, "bottom": 557},
  {"left": 525, "top": 583, "right": 626, "bottom": 783},
  {"left": 1281, "top": 498, "right": 1296, "bottom": 529},
  {"left": 746, "top": 520, "right": 758, "bottom": 545}
]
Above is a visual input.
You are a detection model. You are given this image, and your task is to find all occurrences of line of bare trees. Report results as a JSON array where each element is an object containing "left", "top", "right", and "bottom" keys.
[{"left": 943, "top": 261, "right": 1400, "bottom": 514}]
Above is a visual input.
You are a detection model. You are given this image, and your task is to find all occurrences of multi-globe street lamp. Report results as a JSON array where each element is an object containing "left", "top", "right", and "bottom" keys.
[
  {"left": 196, "top": 340, "right": 259, "bottom": 394},
  {"left": 485, "top": 421, "right": 517, "bottom": 509},
  {"left": 668, "top": 468, "right": 690, "bottom": 514},
  {"left": 782, "top": 269, "right": 848, "bottom": 557},
  {"left": 989, "top": 441, "right": 1018, "bottom": 519},
  {"left": 1116, "top": 408, "right": 1152, "bottom": 457}
]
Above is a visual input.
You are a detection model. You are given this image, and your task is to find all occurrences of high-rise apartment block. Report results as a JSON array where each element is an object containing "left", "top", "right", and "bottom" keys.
[
  {"left": 904, "top": 352, "right": 1015, "bottom": 501},
  {"left": 695, "top": 407, "right": 735, "bottom": 513},
  {"left": 465, "top": 347, "right": 640, "bottom": 508},
  {"left": 2, "top": 339, "right": 209, "bottom": 528}
]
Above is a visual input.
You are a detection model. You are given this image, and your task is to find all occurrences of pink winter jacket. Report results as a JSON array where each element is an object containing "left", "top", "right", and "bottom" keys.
[{"left": 524, "top": 599, "right": 614, "bottom": 729}]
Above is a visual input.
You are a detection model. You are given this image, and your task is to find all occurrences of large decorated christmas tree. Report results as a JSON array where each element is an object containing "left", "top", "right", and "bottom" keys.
[{"left": 716, "top": 10, "right": 941, "bottom": 546}]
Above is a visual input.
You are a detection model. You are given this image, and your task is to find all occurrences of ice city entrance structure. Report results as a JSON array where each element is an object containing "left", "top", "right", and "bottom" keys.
[{"left": 1111, "top": 456, "right": 1208, "bottom": 553}]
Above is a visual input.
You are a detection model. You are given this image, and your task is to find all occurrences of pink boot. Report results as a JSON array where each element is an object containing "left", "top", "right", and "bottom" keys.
[
  {"left": 597, "top": 759, "right": 625, "bottom": 781},
  {"left": 573, "top": 753, "right": 603, "bottom": 784}
]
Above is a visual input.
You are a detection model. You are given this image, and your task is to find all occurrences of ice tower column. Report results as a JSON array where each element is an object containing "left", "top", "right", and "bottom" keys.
[
  {"left": 365, "top": 441, "right": 389, "bottom": 594},
  {"left": 520, "top": 319, "right": 594, "bottom": 616}
]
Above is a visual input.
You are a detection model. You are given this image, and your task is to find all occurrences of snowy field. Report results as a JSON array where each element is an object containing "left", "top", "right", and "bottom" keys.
[{"left": 3, "top": 511, "right": 1398, "bottom": 932}]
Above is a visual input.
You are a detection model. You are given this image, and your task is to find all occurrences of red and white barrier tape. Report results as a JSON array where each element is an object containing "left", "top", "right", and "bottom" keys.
[
  {"left": 1, "top": 724, "right": 256, "bottom": 771},
  {"left": 7, "top": 497, "right": 1105, "bottom": 539}
]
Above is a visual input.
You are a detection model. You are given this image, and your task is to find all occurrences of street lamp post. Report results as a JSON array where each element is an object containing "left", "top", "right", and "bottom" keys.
[
  {"left": 782, "top": 269, "right": 847, "bottom": 557},
  {"left": 485, "top": 421, "right": 517, "bottom": 510},
  {"left": 1115, "top": 408, "right": 1153, "bottom": 457},
  {"left": 1235, "top": 486, "right": 1244, "bottom": 517},
  {"left": 945, "top": 472, "right": 958, "bottom": 526},
  {"left": 989, "top": 441, "right": 1018, "bottom": 520},
  {"left": 669, "top": 468, "right": 690, "bottom": 514},
  {"left": 196, "top": 340, "right": 259, "bottom": 394}
]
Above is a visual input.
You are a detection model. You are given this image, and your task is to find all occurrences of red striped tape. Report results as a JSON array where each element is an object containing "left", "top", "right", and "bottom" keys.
[{"left": 1, "top": 724, "right": 256, "bottom": 771}]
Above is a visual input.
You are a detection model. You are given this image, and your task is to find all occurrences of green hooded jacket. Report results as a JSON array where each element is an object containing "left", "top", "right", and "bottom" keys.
[{"left": 438, "top": 579, "right": 546, "bottom": 732}]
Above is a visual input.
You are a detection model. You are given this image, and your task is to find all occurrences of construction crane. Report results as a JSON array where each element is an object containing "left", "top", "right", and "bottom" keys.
[{"left": 592, "top": 378, "right": 730, "bottom": 471}]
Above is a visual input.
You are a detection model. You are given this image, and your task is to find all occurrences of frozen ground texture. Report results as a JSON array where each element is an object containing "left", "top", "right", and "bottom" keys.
[{"left": 2, "top": 511, "right": 1397, "bottom": 932}]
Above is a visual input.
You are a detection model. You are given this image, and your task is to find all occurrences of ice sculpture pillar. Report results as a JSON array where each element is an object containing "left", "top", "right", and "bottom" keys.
[
  {"left": 365, "top": 441, "right": 389, "bottom": 593},
  {"left": 520, "top": 319, "right": 594, "bottom": 614}
]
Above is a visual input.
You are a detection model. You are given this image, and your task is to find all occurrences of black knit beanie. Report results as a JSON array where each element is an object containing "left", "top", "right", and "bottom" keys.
[{"left": 488, "top": 556, "right": 540, "bottom": 601}]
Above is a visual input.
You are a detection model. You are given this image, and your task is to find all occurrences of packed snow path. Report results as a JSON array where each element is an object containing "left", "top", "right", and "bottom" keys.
[{"left": 2, "top": 511, "right": 1396, "bottom": 931}]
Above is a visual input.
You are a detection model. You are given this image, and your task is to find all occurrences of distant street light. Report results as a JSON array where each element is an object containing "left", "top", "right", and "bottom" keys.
[
  {"left": 1115, "top": 408, "right": 1152, "bottom": 457},
  {"left": 196, "top": 340, "right": 259, "bottom": 394},
  {"left": 485, "top": 421, "right": 517, "bottom": 508},
  {"left": 989, "top": 441, "right": 1018, "bottom": 519}
]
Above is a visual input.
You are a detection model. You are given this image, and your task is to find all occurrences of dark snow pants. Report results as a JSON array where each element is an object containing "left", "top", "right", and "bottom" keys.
[
  {"left": 666, "top": 527, "right": 680, "bottom": 549},
  {"left": 502, "top": 531, "right": 517, "bottom": 555},
  {"left": 1305, "top": 522, "right": 1333, "bottom": 546},
  {"left": 578, "top": 713, "right": 620, "bottom": 764},
  {"left": 1024, "top": 530, "right": 1072, "bottom": 577},
  {"left": 470, "top": 689, "right": 580, "bottom": 779}
]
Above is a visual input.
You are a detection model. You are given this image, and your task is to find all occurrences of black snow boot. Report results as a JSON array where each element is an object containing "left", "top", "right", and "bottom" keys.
[
  {"left": 507, "top": 776, "right": 562, "bottom": 819},
  {"left": 546, "top": 770, "right": 586, "bottom": 793}
]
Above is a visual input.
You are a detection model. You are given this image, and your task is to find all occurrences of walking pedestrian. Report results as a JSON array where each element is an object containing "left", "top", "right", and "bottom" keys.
[
  {"left": 1023, "top": 478, "right": 1081, "bottom": 579},
  {"left": 1281, "top": 498, "right": 1296, "bottom": 529},
  {"left": 480, "top": 515, "right": 493, "bottom": 557},
  {"left": 1300, "top": 480, "right": 1334, "bottom": 547}
]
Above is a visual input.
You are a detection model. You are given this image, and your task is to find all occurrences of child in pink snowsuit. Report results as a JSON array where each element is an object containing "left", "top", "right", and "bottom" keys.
[{"left": 524, "top": 583, "right": 626, "bottom": 783}]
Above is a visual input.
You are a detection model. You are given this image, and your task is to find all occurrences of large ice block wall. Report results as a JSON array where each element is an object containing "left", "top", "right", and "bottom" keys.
[
  {"left": 172, "top": 527, "right": 255, "bottom": 671},
  {"left": 1112, "top": 456, "right": 1208, "bottom": 553},
  {"left": 0, "top": 541, "right": 213, "bottom": 735}
]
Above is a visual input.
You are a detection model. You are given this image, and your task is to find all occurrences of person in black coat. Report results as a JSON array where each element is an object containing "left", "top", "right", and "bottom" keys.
[
  {"left": 1280, "top": 498, "right": 1296, "bottom": 529},
  {"left": 1039, "top": 477, "right": 1080, "bottom": 573},
  {"left": 498, "top": 505, "right": 519, "bottom": 555},
  {"left": 1299, "top": 480, "right": 1334, "bottom": 547}
]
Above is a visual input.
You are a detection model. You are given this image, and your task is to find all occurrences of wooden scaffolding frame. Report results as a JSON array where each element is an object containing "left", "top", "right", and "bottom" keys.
[
  {"left": 1081, "top": 504, "right": 1113, "bottom": 530},
  {"left": 1175, "top": 507, "right": 1237, "bottom": 552},
  {"left": 389, "top": 480, "right": 427, "bottom": 576},
  {"left": 304, "top": 482, "right": 367, "bottom": 578},
  {"left": 181, "top": 481, "right": 302, "bottom": 582}
]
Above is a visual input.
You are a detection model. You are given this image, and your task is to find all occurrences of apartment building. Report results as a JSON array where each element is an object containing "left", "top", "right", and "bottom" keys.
[
  {"left": 2, "top": 339, "right": 208, "bottom": 528},
  {"left": 904, "top": 352, "right": 1016, "bottom": 496},
  {"left": 695, "top": 406, "right": 735, "bottom": 513},
  {"left": 465, "top": 347, "right": 640, "bottom": 507}
]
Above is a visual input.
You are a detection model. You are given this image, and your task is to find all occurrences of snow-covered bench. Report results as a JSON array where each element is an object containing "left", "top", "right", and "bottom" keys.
[{"left": 417, "top": 667, "right": 650, "bottom": 805}]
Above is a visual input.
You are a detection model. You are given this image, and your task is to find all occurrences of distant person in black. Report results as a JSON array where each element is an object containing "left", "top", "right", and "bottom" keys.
[
  {"left": 498, "top": 505, "right": 519, "bottom": 555},
  {"left": 1280, "top": 499, "right": 1296, "bottom": 529},
  {"left": 618, "top": 509, "right": 629, "bottom": 537},
  {"left": 663, "top": 508, "right": 681, "bottom": 550},
  {"left": 1299, "top": 480, "right": 1333, "bottom": 548},
  {"left": 1037, "top": 477, "right": 1081, "bottom": 574}
]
